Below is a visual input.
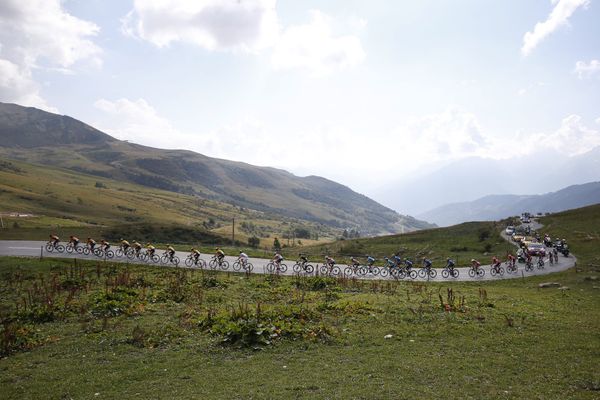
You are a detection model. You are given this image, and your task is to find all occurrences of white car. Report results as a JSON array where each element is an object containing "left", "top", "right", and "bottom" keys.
[{"left": 505, "top": 226, "right": 515, "bottom": 235}]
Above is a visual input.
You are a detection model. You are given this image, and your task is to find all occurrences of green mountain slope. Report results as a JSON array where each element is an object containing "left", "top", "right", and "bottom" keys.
[{"left": 0, "top": 102, "right": 433, "bottom": 235}]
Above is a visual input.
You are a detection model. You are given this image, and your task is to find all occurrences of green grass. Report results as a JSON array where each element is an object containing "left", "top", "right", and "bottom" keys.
[
  {"left": 0, "top": 158, "right": 336, "bottom": 246},
  {"left": 1, "top": 205, "right": 598, "bottom": 399}
]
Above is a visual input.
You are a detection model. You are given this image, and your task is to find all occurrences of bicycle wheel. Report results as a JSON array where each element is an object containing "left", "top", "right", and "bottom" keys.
[
  {"left": 76, "top": 246, "right": 84, "bottom": 254},
  {"left": 498, "top": 266, "right": 504, "bottom": 276},
  {"left": 468, "top": 268, "right": 475, "bottom": 278},
  {"left": 209, "top": 259, "right": 218, "bottom": 270},
  {"left": 232, "top": 261, "right": 242, "bottom": 271},
  {"left": 45, "top": 243, "right": 54, "bottom": 252},
  {"left": 408, "top": 270, "right": 417, "bottom": 279},
  {"left": 371, "top": 267, "right": 380, "bottom": 276},
  {"left": 150, "top": 254, "right": 160, "bottom": 263},
  {"left": 477, "top": 268, "right": 485, "bottom": 277},
  {"left": 172, "top": 256, "right": 180, "bottom": 266},
  {"left": 56, "top": 244, "right": 65, "bottom": 253},
  {"left": 220, "top": 260, "right": 230, "bottom": 270},
  {"left": 319, "top": 265, "right": 329, "bottom": 275},
  {"left": 115, "top": 248, "right": 123, "bottom": 257},
  {"left": 279, "top": 263, "right": 287, "bottom": 273},
  {"left": 185, "top": 257, "right": 194, "bottom": 267},
  {"left": 292, "top": 263, "right": 302, "bottom": 273},
  {"left": 418, "top": 269, "right": 427, "bottom": 278},
  {"left": 441, "top": 269, "right": 450, "bottom": 279},
  {"left": 304, "top": 264, "right": 314, "bottom": 274},
  {"left": 66, "top": 244, "right": 74, "bottom": 254},
  {"left": 379, "top": 268, "right": 389, "bottom": 278},
  {"left": 490, "top": 267, "right": 497, "bottom": 277},
  {"left": 105, "top": 250, "right": 114, "bottom": 259},
  {"left": 265, "top": 262, "right": 274, "bottom": 273},
  {"left": 344, "top": 267, "right": 354, "bottom": 277},
  {"left": 428, "top": 269, "right": 437, "bottom": 278},
  {"left": 451, "top": 269, "right": 460, "bottom": 278},
  {"left": 245, "top": 262, "right": 254, "bottom": 272},
  {"left": 331, "top": 266, "right": 341, "bottom": 276}
]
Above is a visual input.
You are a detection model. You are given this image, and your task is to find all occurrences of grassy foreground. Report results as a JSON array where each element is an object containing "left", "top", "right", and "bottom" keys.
[{"left": 1, "top": 207, "right": 599, "bottom": 399}]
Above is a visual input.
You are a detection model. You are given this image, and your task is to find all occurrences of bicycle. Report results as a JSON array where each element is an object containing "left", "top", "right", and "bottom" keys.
[
  {"left": 537, "top": 257, "right": 545, "bottom": 270},
  {"left": 441, "top": 265, "right": 460, "bottom": 278},
  {"left": 505, "top": 260, "right": 518, "bottom": 274},
  {"left": 418, "top": 265, "right": 437, "bottom": 279},
  {"left": 96, "top": 247, "right": 114, "bottom": 259},
  {"left": 319, "top": 263, "right": 341, "bottom": 277},
  {"left": 524, "top": 259, "right": 534, "bottom": 272},
  {"left": 265, "top": 260, "right": 287, "bottom": 274},
  {"left": 65, "top": 242, "right": 83, "bottom": 254},
  {"left": 160, "top": 251, "right": 180, "bottom": 266},
  {"left": 233, "top": 258, "right": 253, "bottom": 272},
  {"left": 209, "top": 256, "right": 230, "bottom": 270},
  {"left": 343, "top": 264, "right": 361, "bottom": 277},
  {"left": 115, "top": 245, "right": 131, "bottom": 258},
  {"left": 490, "top": 263, "right": 504, "bottom": 277},
  {"left": 141, "top": 249, "right": 160, "bottom": 263},
  {"left": 468, "top": 265, "right": 485, "bottom": 278},
  {"left": 185, "top": 254, "right": 207, "bottom": 269},
  {"left": 359, "top": 264, "right": 380, "bottom": 276},
  {"left": 292, "top": 259, "right": 314, "bottom": 274},
  {"left": 45, "top": 241, "right": 65, "bottom": 253}
]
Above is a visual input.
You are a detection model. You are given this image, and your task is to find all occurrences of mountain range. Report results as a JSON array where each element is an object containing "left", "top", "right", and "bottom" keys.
[
  {"left": 0, "top": 102, "right": 432, "bottom": 236},
  {"left": 374, "top": 147, "right": 600, "bottom": 216},
  {"left": 418, "top": 181, "right": 600, "bottom": 226}
]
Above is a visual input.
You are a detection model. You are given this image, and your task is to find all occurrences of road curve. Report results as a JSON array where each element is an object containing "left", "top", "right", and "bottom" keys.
[{"left": 0, "top": 226, "right": 576, "bottom": 283}]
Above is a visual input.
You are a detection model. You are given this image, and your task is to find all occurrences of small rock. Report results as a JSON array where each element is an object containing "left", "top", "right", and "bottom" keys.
[
  {"left": 384, "top": 334, "right": 393, "bottom": 339},
  {"left": 538, "top": 282, "right": 561, "bottom": 288}
]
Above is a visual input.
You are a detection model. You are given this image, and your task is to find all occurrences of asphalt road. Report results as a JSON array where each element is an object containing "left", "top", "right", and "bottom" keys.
[{"left": 0, "top": 221, "right": 576, "bottom": 282}]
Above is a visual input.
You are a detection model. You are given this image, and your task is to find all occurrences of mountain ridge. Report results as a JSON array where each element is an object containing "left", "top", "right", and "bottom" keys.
[
  {"left": 0, "top": 102, "right": 433, "bottom": 235},
  {"left": 418, "top": 181, "right": 600, "bottom": 226}
]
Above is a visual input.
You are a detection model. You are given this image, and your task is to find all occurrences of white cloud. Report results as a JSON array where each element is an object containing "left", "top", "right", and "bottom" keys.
[
  {"left": 524, "top": 114, "right": 600, "bottom": 156},
  {"left": 574, "top": 59, "right": 600, "bottom": 79},
  {"left": 122, "top": 0, "right": 279, "bottom": 52},
  {"left": 0, "top": 0, "right": 101, "bottom": 110},
  {"left": 271, "top": 10, "right": 366, "bottom": 75},
  {"left": 0, "top": 59, "right": 55, "bottom": 111},
  {"left": 521, "top": 0, "right": 589, "bottom": 56},
  {"left": 122, "top": 2, "right": 365, "bottom": 75},
  {"left": 93, "top": 98, "right": 190, "bottom": 148}
]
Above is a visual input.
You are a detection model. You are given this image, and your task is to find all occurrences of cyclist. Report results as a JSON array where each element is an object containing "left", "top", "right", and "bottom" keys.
[
  {"left": 445, "top": 257, "right": 456, "bottom": 272},
  {"left": 273, "top": 252, "right": 284, "bottom": 267},
  {"left": 146, "top": 243, "right": 156, "bottom": 256},
  {"left": 100, "top": 239, "right": 110, "bottom": 252},
  {"left": 422, "top": 257, "right": 433, "bottom": 271},
  {"left": 215, "top": 247, "right": 225, "bottom": 263},
  {"left": 120, "top": 238, "right": 130, "bottom": 252},
  {"left": 132, "top": 240, "right": 142, "bottom": 255},
  {"left": 49, "top": 234, "right": 60, "bottom": 246},
  {"left": 237, "top": 251, "right": 248, "bottom": 267},
  {"left": 87, "top": 237, "right": 96, "bottom": 251},
  {"left": 404, "top": 258, "right": 414, "bottom": 271},
  {"left": 366, "top": 255, "right": 375, "bottom": 266},
  {"left": 190, "top": 247, "right": 201, "bottom": 262},
  {"left": 470, "top": 259, "right": 481, "bottom": 273},
  {"left": 298, "top": 253, "right": 308, "bottom": 265},
  {"left": 393, "top": 253, "right": 403, "bottom": 267},
  {"left": 166, "top": 244, "right": 176, "bottom": 261},
  {"left": 350, "top": 256, "right": 361, "bottom": 267},
  {"left": 325, "top": 256, "right": 336, "bottom": 268},
  {"left": 507, "top": 253, "right": 516, "bottom": 268},
  {"left": 492, "top": 256, "right": 501, "bottom": 268},
  {"left": 69, "top": 235, "right": 80, "bottom": 247}
]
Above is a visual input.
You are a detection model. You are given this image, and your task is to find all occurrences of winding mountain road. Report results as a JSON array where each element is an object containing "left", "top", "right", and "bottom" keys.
[{"left": 0, "top": 222, "right": 576, "bottom": 282}]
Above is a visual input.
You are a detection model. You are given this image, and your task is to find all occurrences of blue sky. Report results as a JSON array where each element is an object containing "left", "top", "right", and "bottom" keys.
[{"left": 1, "top": 0, "right": 599, "bottom": 193}]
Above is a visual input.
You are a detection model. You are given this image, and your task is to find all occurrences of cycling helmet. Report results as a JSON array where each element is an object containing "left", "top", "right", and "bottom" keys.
[{"left": 471, "top": 259, "right": 475, "bottom": 262}]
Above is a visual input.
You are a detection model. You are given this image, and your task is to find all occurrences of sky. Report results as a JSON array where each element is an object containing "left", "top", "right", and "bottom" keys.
[{"left": 1, "top": 0, "right": 599, "bottom": 196}]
